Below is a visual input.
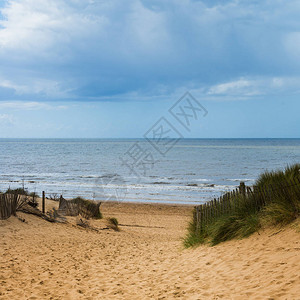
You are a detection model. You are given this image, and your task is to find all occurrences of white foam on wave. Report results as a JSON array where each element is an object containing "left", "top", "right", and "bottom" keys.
[
  {"left": 227, "top": 178, "right": 255, "bottom": 182},
  {"left": 195, "top": 178, "right": 210, "bottom": 182}
]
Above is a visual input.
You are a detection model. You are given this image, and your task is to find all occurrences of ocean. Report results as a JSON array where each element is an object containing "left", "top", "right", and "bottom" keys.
[{"left": 0, "top": 138, "right": 299, "bottom": 205}]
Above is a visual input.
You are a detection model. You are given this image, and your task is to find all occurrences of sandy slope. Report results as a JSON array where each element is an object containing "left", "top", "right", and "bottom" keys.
[{"left": 0, "top": 201, "right": 299, "bottom": 300}]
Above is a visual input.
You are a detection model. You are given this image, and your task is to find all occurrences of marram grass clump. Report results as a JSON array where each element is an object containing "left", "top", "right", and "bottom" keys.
[
  {"left": 185, "top": 164, "right": 300, "bottom": 247},
  {"left": 5, "top": 187, "right": 29, "bottom": 196},
  {"left": 256, "top": 164, "right": 300, "bottom": 225},
  {"left": 71, "top": 197, "right": 102, "bottom": 219},
  {"left": 207, "top": 212, "right": 261, "bottom": 246},
  {"left": 107, "top": 217, "right": 120, "bottom": 231}
]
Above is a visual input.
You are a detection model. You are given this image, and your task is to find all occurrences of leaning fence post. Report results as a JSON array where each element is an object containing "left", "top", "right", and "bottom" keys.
[{"left": 42, "top": 191, "right": 45, "bottom": 214}]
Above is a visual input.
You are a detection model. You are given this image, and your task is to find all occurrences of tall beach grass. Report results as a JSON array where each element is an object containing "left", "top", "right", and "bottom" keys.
[{"left": 185, "top": 164, "right": 300, "bottom": 247}]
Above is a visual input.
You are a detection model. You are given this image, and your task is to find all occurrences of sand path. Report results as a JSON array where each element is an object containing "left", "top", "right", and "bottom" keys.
[{"left": 0, "top": 201, "right": 299, "bottom": 299}]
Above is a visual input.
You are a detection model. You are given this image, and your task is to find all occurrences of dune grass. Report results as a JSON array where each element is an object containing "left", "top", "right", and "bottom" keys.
[
  {"left": 185, "top": 164, "right": 300, "bottom": 247},
  {"left": 5, "top": 187, "right": 29, "bottom": 195},
  {"left": 71, "top": 197, "right": 103, "bottom": 219},
  {"left": 107, "top": 217, "right": 120, "bottom": 231}
]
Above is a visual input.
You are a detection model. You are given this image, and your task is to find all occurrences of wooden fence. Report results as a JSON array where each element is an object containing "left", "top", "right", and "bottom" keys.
[
  {"left": 194, "top": 179, "right": 300, "bottom": 232},
  {"left": 1, "top": 191, "right": 102, "bottom": 221},
  {"left": 58, "top": 197, "right": 102, "bottom": 219},
  {"left": 0, "top": 194, "right": 28, "bottom": 220}
]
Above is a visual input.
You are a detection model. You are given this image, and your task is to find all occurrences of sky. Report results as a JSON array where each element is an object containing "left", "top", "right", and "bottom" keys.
[{"left": 0, "top": 0, "right": 300, "bottom": 138}]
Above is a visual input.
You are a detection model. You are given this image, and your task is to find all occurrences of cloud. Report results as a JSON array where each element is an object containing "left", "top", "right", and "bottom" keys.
[
  {"left": 0, "top": 101, "right": 68, "bottom": 110},
  {"left": 0, "top": 0, "right": 300, "bottom": 101},
  {"left": 0, "top": 113, "right": 15, "bottom": 126},
  {"left": 202, "top": 76, "right": 300, "bottom": 100},
  {"left": 208, "top": 79, "right": 253, "bottom": 96},
  {"left": 0, "top": 77, "right": 69, "bottom": 99}
]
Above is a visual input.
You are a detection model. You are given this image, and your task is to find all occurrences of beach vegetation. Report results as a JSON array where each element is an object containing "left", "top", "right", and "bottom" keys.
[
  {"left": 183, "top": 220, "right": 206, "bottom": 247},
  {"left": 5, "top": 187, "right": 29, "bottom": 195},
  {"left": 185, "top": 164, "right": 300, "bottom": 247},
  {"left": 107, "top": 217, "right": 120, "bottom": 231},
  {"left": 71, "top": 197, "right": 103, "bottom": 219},
  {"left": 29, "top": 191, "right": 39, "bottom": 198},
  {"left": 49, "top": 193, "right": 60, "bottom": 201}
]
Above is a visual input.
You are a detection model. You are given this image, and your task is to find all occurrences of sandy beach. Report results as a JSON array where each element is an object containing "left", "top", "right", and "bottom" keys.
[{"left": 0, "top": 200, "right": 299, "bottom": 300}]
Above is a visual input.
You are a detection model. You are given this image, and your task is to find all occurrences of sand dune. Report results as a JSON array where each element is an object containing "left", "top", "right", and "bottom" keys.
[{"left": 0, "top": 201, "right": 299, "bottom": 299}]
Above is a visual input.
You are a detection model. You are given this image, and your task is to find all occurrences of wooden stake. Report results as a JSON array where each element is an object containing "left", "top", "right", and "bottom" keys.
[{"left": 42, "top": 191, "right": 45, "bottom": 214}]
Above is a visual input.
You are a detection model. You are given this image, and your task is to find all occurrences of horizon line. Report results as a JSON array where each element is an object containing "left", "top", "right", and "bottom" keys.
[{"left": 0, "top": 137, "right": 300, "bottom": 140}]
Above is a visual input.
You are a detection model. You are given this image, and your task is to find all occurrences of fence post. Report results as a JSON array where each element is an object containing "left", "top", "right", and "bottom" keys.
[
  {"left": 42, "top": 191, "right": 45, "bottom": 214},
  {"left": 213, "top": 198, "right": 217, "bottom": 219},
  {"left": 194, "top": 207, "right": 199, "bottom": 232},
  {"left": 199, "top": 205, "right": 203, "bottom": 232},
  {"left": 239, "top": 182, "right": 246, "bottom": 197}
]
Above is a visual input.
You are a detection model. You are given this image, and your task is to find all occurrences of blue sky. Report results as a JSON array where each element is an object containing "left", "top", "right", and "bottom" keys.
[{"left": 0, "top": 0, "right": 299, "bottom": 138}]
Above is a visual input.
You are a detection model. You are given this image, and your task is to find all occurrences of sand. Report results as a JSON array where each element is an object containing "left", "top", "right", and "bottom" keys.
[{"left": 0, "top": 200, "right": 299, "bottom": 300}]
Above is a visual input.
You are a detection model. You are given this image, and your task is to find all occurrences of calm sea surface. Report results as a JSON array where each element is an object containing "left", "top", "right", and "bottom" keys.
[{"left": 0, "top": 138, "right": 300, "bottom": 205}]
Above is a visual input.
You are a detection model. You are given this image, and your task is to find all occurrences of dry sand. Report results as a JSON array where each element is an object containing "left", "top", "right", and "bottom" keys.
[{"left": 0, "top": 200, "right": 299, "bottom": 300}]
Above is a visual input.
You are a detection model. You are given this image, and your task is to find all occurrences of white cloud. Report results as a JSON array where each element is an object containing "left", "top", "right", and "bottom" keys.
[
  {"left": 0, "top": 113, "right": 15, "bottom": 126},
  {"left": 0, "top": 0, "right": 107, "bottom": 53},
  {"left": 0, "top": 77, "right": 70, "bottom": 98},
  {"left": 0, "top": 101, "right": 68, "bottom": 110},
  {"left": 204, "top": 76, "right": 300, "bottom": 100},
  {"left": 208, "top": 79, "right": 252, "bottom": 95}
]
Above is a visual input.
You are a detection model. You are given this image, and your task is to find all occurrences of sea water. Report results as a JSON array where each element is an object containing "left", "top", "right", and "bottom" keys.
[{"left": 0, "top": 138, "right": 299, "bottom": 205}]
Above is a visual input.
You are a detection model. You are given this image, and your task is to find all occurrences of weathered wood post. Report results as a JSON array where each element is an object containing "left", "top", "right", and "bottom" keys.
[
  {"left": 193, "top": 207, "right": 197, "bottom": 230},
  {"left": 199, "top": 205, "right": 203, "bottom": 232},
  {"left": 195, "top": 206, "right": 200, "bottom": 233},
  {"left": 42, "top": 191, "right": 45, "bottom": 214},
  {"left": 239, "top": 182, "right": 246, "bottom": 197},
  {"left": 213, "top": 198, "right": 217, "bottom": 219}
]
